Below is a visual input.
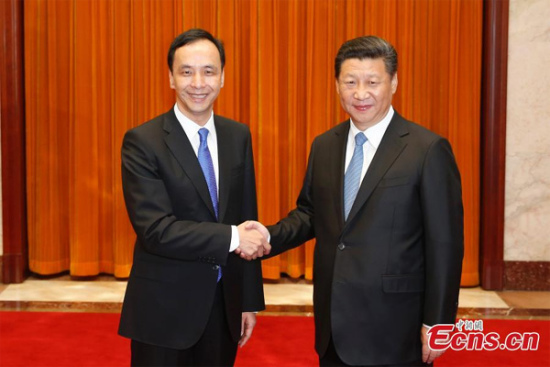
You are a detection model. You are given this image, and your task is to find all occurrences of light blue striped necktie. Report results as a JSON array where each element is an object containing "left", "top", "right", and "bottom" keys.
[
  {"left": 344, "top": 132, "right": 367, "bottom": 220},
  {"left": 198, "top": 128, "right": 222, "bottom": 281}
]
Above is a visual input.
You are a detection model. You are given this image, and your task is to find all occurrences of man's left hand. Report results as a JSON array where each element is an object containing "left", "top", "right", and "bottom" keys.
[
  {"left": 421, "top": 325, "right": 446, "bottom": 364},
  {"left": 239, "top": 312, "right": 257, "bottom": 348}
]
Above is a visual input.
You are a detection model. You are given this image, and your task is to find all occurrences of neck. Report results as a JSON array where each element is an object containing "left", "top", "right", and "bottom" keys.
[{"left": 176, "top": 102, "right": 211, "bottom": 126}]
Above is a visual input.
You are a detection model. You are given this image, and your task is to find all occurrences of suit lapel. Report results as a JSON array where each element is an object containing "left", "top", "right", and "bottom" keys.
[
  {"left": 214, "top": 116, "right": 231, "bottom": 223},
  {"left": 344, "top": 113, "right": 409, "bottom": 229},
  {"left": 332, "top": 122, "right": 351, "bottom": 232},
  {"left": 162, "top": 109, "right": 217, "bottom": 220}
]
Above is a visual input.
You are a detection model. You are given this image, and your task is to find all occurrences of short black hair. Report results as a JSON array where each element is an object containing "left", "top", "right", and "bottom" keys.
[
  {"left": 167, "top": 28, "right": 225, "bottom": 72},
  {"left": 335, "top": 35, "right": 397, "bottom": 79}
]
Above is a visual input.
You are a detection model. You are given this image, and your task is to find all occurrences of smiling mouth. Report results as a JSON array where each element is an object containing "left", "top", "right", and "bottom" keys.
[
  {"left": 354, "top": 105, "right": 373, "bottom": 112},
  {"left": 189, "top": 93, "right": 208, "bottom": 102}
]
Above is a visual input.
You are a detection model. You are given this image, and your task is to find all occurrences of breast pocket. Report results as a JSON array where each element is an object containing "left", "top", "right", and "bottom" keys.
[
  {"left": 373, "top": 175, "right": 414, "bottom": 207},
  {"left": 231, "top": 164, "right": 244, "bottom": 179},
  {"left": 378, "top": 175, "right": 409, "bottom": 188}
]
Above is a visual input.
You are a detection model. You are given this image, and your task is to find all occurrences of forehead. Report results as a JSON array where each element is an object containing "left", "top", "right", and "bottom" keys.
[
  {"left": 339, "top": 57, "right": 388, "bottom": 78},
  {"left": 173, "top": 39, "right": 221, "bottom": 67}
]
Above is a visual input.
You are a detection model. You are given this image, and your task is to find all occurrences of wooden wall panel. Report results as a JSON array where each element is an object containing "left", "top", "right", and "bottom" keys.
[
  {"left": 1, "top": 0, "right": 27, "bottom": 283},
  {"left": 480, "top": 0, "right": 509, "bottom": 290}
]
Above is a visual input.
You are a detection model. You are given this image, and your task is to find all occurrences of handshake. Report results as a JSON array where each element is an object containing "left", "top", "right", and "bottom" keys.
[{"left": 235, "top": 221, "right": 271, "bottom": 261}]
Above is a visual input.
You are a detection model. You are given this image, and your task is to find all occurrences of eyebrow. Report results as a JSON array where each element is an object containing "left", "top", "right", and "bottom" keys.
[
  {"left": 177, "top": 64, "right": 219, "bottom": 71},
  {"left": 341, "top": 73, "right": 381, "bottom": 79}
]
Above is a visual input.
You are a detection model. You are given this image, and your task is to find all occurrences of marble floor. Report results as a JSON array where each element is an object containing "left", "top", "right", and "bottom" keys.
[{"left": 0, "top": 275, "right": 548, "bottom": 319}]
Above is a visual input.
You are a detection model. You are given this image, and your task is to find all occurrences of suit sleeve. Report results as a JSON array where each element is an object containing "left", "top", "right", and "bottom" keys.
[
  {"left": 121, "top": 128, "right": 231, "bottom": 265},
  {"left": 240, "top": 129, "right": 266, "bottom": 312},
  {"left": 267, "top": 140, "right": 316, "bottom": 256},
  {"left": 420, "top": 137, "right": 464, "bottom": 326}
]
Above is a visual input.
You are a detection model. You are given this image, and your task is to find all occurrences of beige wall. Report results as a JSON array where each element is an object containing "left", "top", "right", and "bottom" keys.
[{"left": 505, "top": 0, "right": 550, "bottom": 261}]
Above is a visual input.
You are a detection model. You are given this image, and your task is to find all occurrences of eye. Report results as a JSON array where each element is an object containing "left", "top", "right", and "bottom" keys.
[
  {"left": 345, "top": 80, "right": 356, "bottom": 86},
  {"left": 181, "top": 69, "right": 192, "bottom": 76}
]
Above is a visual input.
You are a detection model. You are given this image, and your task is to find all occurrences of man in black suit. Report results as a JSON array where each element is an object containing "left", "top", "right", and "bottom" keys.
[
  {"left": 118, "top": 29, "right": 270, "bottom": 367},
  {"left": 245, "top": 36, "right": 464, "bottom": 366}
]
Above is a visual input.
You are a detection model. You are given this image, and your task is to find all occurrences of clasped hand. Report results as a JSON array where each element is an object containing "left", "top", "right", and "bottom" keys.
[{"left": 236, "top": 221, "right": 270, "bottom": 260}]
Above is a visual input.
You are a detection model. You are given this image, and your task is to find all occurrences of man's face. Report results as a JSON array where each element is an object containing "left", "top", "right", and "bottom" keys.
[
  {"left": 335, "top": 57, "right": 397, "bottom": 130},
  {"left": 169, "top": 39, "right": 224, "bottom": 125}
]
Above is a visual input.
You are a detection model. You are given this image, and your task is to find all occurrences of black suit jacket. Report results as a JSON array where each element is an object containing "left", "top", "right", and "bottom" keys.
[
  {"left": 118, "top": 108, "right": 265, "bottom": 350},
  {"left": 268, "top": 112, "right": 463, "bottom": 365}
]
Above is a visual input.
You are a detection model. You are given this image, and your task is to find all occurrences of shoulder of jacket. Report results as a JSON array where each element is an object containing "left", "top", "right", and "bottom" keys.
[{"left": 214, "top": 114, "right": 250, "bottom": 133}]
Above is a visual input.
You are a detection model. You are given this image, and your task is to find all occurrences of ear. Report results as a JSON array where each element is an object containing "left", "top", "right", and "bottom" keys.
[
  {"left": 221, "top": 69, "right": 225, "bottom": 88},
  {"left": 335, "top": 79, "right": 340, "bottom": 95},
  {"left": 169, "top": 70, "right": 175, "bottom": 89},
  {"left": 391, "top": 73, "right": 398, "bottom": 94}
]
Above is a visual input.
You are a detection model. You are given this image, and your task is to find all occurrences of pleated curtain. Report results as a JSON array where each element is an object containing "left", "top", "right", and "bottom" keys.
[{"left": 24, "top": 0, "right": 482, "bottom": 286}]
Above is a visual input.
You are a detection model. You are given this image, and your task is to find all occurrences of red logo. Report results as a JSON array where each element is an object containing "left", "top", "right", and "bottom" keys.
[{"left": 427, "top": 320, "right": 540, "bottom": 351}]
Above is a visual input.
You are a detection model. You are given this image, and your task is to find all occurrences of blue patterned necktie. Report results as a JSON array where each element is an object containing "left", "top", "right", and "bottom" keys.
[
  {"left": 344, "top": 132, "right": 367, "bottom": 220},
  {"left": 198, "top": 128, "right": 221, "bottom": 281}
]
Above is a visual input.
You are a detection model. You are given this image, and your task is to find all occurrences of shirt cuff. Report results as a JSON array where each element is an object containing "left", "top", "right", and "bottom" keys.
[{"left": 229, "top": 225, "right": 239, "bottom": 252}]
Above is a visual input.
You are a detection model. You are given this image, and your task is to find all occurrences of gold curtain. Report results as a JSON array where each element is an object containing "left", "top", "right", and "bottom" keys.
[{"left": 25, "top": 0, "right": 481, "bottom": 286}]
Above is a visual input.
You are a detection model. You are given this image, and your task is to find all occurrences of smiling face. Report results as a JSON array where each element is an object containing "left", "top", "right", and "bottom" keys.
[
  {"left": 169, "top": 39, "right": 224, "bottom": 126},
  {"left": 335, "top": 57, "right": 397, "bottom": 130}
]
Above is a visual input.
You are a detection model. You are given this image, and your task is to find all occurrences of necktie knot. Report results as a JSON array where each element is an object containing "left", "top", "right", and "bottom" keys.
[
  {"left": 198, "top": 128, "right": 209, "bottom": 142},
  {"left": 355, "top": 132, "right": 367, "bottom": 147}
]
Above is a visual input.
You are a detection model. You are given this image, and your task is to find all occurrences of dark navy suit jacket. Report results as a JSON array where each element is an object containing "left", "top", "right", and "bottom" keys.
[
  {"left": 119, "top": 109, "right": 264, "bottom": 349},
  {"left": 268, "top": 112, "right": 464, "bottom": 365}
]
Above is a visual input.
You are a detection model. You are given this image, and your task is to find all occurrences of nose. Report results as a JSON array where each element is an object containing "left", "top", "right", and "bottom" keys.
[
  {"left": 353, "top": 83, "right": 370, "bottom": 100},
  {"left": 191, "top": 73, "right": 205, "bottom": 88}
]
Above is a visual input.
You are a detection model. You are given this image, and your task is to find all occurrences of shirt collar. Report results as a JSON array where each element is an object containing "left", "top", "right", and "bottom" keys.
[
  {"left": 173, "top": 103, "right": 215, "bottom": 137},
  {"left": 349, "top": 106, "right": 394, "bottom": 149}
]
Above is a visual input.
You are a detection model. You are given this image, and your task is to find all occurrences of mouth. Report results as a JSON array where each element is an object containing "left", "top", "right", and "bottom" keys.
[
  {"left": 188, "top": 93, "right": 208, "bottom": 103},
  {"left": 353, "top": 104, "right": 373, "bottom": 112}
]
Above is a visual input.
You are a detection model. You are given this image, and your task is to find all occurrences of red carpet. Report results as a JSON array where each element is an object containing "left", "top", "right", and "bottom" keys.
[
  {"left": 0, "top": 312, "right": 548, "bottom": 366},
  {"left": 0, "top": 312, "right": 129, "bottom": 367}
]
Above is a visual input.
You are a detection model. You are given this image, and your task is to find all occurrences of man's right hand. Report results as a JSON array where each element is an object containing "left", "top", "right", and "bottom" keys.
[{"left": 236, "top": 221, "right": 271, "bottom": 260}]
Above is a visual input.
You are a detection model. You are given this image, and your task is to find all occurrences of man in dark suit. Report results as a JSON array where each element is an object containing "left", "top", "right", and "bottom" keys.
[
  {"left": 118, "top": 29, "right": 270, "bottom": 367},
  {"left": 245, "top": 36, "right": 464, "bottom": 366}
]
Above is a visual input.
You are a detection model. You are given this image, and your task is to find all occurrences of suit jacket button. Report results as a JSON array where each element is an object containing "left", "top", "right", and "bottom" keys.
[
  {"left": 213, "top": 265, "right": 220, "bottom": 270},
  {"left": 337, "top": 243, "right": 345, "bottom": 250}
]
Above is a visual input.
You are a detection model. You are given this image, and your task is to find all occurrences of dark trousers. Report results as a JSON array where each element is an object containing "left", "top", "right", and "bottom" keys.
[
  {"left": 131, "top": 282, "right": 238, "bottom": 367},
  {"left": 320, "top": 335, "right": 432, "bottom": 367}
]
